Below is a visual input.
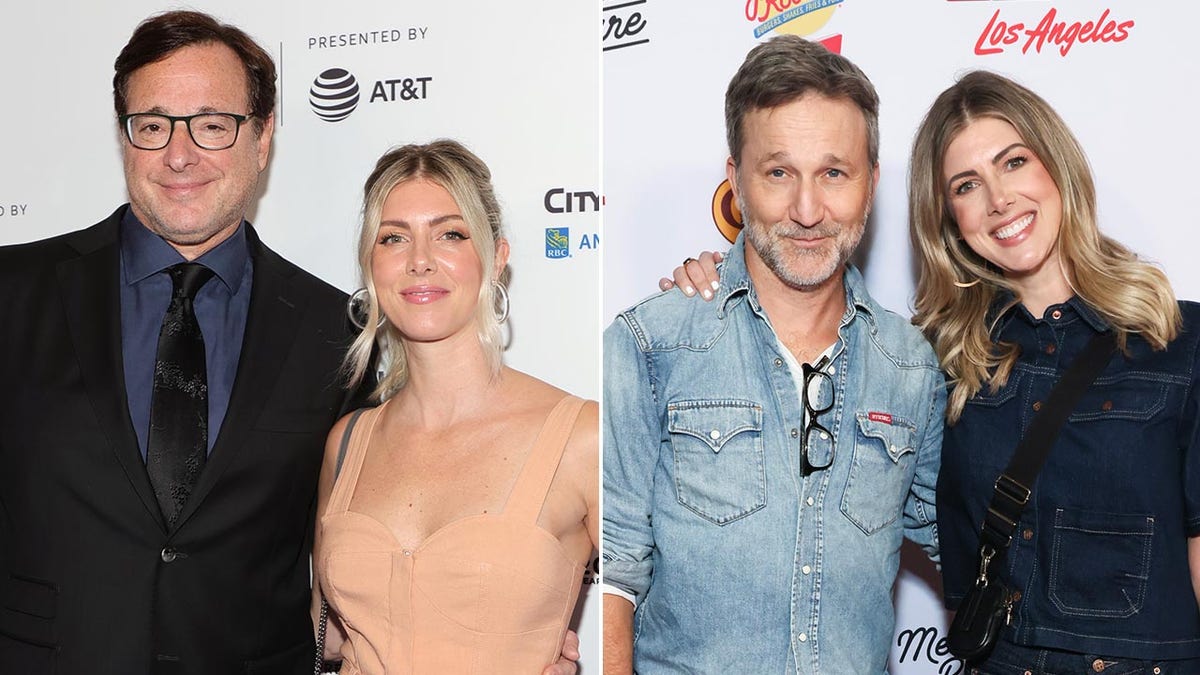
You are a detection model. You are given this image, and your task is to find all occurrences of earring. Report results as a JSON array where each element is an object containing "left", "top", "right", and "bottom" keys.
[
  {"left": 952, "top": 278, "right": 981, "bottom": 289},
  {"left": 347, "top": 287, "right": 385, "bottom": 330},
  {"left": 493, "top": 281, "right": 510, "bottom": 324}
]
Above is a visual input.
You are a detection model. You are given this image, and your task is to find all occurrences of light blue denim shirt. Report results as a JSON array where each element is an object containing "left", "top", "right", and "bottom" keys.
[{"left": 603, "top": 235, "right": 946, "bottom": 674}]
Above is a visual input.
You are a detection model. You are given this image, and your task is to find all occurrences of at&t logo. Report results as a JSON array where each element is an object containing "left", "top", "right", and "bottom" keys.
[
  {"left": 309, "top": 68, "right": 360, "bottom": 122},
  {"left": 309, "top": 67, "right": 434, "bottom": 123}
]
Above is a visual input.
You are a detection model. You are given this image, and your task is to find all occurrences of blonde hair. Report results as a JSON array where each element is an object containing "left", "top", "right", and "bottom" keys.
[
  {"left": 909, "top": 70, "right": 1179, "bottom": 423},
  {"left": 344, "top": 139, "right": 507, "bottom": 402}
]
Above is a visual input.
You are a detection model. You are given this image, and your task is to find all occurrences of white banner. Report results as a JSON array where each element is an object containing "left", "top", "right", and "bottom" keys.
[
  {"left": 603, "top": 1, "right": 1199, "bottom": 672},
  {"left": 1, "top": 0, "right": 601, "bottom": 669}
]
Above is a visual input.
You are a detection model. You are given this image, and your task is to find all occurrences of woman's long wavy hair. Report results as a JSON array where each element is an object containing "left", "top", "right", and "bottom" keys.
[
  {"left": 343, "top": 139, "right": 507, "bottom": 402},
  {"left": 909, "top": 70, "right": 1179, "bottom": 423}
]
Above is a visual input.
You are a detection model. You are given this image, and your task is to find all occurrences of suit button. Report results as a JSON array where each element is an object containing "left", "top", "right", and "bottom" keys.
[{"left": 161, "top": 547, "right": 179, "bottom": 563}]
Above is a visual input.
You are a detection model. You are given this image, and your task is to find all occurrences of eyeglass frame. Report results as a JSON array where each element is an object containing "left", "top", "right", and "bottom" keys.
[
  {"left": 800, "top": 354, "right": 835, "bottom": 475},
  {"left": 118, "top": 112, "right": 253, "bottom": 151}
]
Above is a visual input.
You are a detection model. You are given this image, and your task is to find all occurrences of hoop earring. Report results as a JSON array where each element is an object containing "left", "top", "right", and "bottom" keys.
[
  {"left": 347, "top": 287, "right": 385, "bottom": 330},
  {"left": 493, "top": 281, "right": 510, "bottom": 324},
  {"left": 952, "top": 278, "right": 981, "bottom": 289}
]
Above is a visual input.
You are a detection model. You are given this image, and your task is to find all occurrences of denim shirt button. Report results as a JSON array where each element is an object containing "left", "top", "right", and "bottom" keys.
[
  {"left": 806, "top": 497, "right": 814, "bottom": 506},
  {"left": 1032, "top": 401, "right": 1043, "bottom": 412},
  {"left": 1051, "top": 309, "right": 1063, "bottom": 320},
  {"left": 1022, "top": 528, "right": 1033, "bottom": 541},
  {"left": 801, "top": 565, "right": 811, "bottom": 575},
  {"left": 709, "top": 429, "right": 721, "bottom": 440},
  {"left": 774, "top": 357, "right": 784, "bottom": 367},
  {"left": 1045, "top": 343, "right": 1056, "bottom": 355},
  {"left": 1092, "top": 659, "right": 1105, "bottom": 672},
  {"left": 797, "top": 633, "right": 807, "bottom": 643},
  {"left": 790, "top": 428, "right": 799, "bottom": 438}
]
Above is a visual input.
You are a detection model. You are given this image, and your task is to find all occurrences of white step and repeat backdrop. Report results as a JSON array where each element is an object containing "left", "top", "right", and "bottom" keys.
[
  {"left": 603, "top": 1, "right": 1200, "bottom": 673},
  {"left": 0, "top": 0, "right": 601, "bottom": 670}
]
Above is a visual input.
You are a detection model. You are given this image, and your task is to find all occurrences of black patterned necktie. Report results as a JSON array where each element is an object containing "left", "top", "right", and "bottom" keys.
[{"left": 147, "top": 262, "right": 215, "bottom": 526}]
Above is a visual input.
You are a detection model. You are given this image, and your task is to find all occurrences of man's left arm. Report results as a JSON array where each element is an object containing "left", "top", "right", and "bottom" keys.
[{"left": 904, "top": 369, "right": 947, "bottom": 564}]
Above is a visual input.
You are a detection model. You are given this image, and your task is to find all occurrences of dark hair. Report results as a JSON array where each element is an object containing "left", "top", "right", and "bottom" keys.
[
  {"left": 113, "top": 10, "right": 276, "bottom": 133},
  {"left": 725, "top": 34, "right": 879, "bottom": 167}
]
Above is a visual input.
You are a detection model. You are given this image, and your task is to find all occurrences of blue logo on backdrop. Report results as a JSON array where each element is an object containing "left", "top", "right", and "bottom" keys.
[
  {"left": 546, "top": 228, "right": 570, "bottom": 259},
  {"left": 310, "top": 68, "right": 361, "bottom": 122}
]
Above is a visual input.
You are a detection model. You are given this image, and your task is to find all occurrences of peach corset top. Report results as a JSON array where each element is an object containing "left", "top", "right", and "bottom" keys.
[{"left": 316, "top": 395, "right": 587, "bottom": 675}]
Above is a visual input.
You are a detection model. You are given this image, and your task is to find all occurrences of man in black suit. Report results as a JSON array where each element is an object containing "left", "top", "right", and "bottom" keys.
[{"left": 0, "top": 11, "right": 579, "bottom": 674}]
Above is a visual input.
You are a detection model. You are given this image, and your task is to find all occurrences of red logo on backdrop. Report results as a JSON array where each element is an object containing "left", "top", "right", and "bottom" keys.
[{"left": 973, "top": 7, "right": 1134, "bottom": 56}]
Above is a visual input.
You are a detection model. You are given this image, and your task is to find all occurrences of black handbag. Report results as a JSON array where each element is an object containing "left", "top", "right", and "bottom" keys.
[
  {"left": 946, "top": 331, "right": 1117, "bottom": 661},
  {"left": 314, "top": 408, "right": 368, "bottom": 675}
]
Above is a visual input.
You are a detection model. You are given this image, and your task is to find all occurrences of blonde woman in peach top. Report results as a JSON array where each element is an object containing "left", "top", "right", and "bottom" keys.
[{"left": 312, "top": 140, "right": 597, "bottom": 674}]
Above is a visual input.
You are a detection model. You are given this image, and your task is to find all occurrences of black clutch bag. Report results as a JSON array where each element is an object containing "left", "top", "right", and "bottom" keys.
[{"left": 946, "top": 548, "right": 1014, "bottom": 661}]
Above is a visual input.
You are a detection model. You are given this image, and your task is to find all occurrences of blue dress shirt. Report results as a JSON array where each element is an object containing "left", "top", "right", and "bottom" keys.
[{"left": 119, "top": 208, "right": 253, "bottom": 459}]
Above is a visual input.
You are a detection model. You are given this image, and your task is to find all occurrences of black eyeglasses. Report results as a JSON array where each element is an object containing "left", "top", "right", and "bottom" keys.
[
  {"left": 119, "top": 112, "right": 252, "bottom": 151},
  {"left": 801, "top": 355, "right": 835, "bottom": 474}
]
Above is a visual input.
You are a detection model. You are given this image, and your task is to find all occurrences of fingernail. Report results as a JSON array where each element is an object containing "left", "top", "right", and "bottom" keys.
[
  {"left": 701, "top": 288, "right": 712, "bottom": 300},
  {"left": 683, "top": 286, "right": 695, "bottom": 296},
  {"left": 710, "top": 281, "right": 720, "bottom": 291}
]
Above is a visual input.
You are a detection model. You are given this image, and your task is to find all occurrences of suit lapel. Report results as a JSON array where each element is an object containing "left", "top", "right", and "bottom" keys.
[
  {"left": 57, "top": 211, "right": 165, "bottom": 530},
  {"left": 174, "top": 227, "right": 304, "bottom": 530}
]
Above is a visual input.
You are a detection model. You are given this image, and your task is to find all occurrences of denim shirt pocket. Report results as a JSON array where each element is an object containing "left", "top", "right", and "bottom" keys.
[
  {"left": 1048, "top": 508, "right": 1154, "bottom": 618},
  {"left": 1066, "top": 374, "right": 1168, "bottom": 424},
  {"left": 841, "top": 412, "right": 917, "bottom": 535},
  {"left": 667, "top": 399, "right": 766, "bottom": 526}
]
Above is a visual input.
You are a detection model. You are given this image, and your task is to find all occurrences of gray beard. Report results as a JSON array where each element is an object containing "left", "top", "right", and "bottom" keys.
[{"left": 743, "top": 216, "right": 865, "bottom": 291}]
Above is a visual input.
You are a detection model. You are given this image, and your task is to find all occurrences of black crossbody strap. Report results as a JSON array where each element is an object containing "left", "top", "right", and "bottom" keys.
[{"left": 978, "top": 331, "right": 1117, "bottom": 554}]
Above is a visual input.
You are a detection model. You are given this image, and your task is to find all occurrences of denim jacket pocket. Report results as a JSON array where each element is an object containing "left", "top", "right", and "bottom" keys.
[
  {"left": 1066, "top": 375, "right": 1168, "bottom": 423},
  {"left": 1048, "top": 508, "right": 1154, "bottom": 618},
  {"left": 667, "top": 399, "right": 765, "bottom": 526},
  {"left": 841, "top": 412, "right": 916, "bottom": 535}
]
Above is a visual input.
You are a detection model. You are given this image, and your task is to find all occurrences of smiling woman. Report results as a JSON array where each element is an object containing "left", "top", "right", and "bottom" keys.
[
  {"left": 311, "top": 140, "right": 598, "bottom": 675},
  {"left": 909, "top": 70, "right": 1200, "bottom": 672}
]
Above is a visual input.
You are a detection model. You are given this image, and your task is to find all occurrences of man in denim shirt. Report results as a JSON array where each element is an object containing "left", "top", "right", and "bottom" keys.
[{"left": 602, "top": 36, "right": 946, "bottom": 674}]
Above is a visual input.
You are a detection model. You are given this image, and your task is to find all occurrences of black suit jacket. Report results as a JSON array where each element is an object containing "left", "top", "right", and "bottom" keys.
[{"left": 0, "top": 206, "right": 363, "bottom": 674}]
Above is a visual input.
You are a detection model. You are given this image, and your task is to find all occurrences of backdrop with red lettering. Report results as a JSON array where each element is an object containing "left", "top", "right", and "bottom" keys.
[
  {"left": 0, "top": 1, "right": 600, "bottom": 670},
  {"left": 603, "top": 1, "right": 1198, "bottom": 672}
]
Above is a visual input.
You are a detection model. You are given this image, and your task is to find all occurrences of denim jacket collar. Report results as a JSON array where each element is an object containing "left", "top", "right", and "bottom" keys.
[{"left": 991, "top": 290, "right": 1111, "bottom": 336}]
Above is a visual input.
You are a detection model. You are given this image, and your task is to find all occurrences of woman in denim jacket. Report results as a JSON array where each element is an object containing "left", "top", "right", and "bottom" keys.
[{"left": 910, "top": 70, "right": 1200, "bottom": 673}]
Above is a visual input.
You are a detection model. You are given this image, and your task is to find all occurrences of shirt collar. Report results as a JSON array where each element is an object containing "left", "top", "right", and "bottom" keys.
[
  {"left": 120, "top": 205, "right": 249, "bottom": 293},
  {"left": 991, "top": 289, "right": 1111, "bottom": 333},
  {"left": 718, "top": 232, "right": 878, "bottom": 329}
]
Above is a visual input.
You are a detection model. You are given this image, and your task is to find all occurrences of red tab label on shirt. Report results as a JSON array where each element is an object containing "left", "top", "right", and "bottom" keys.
[{"left": 868, "top": 411, "right": 893, "bottom": 425}]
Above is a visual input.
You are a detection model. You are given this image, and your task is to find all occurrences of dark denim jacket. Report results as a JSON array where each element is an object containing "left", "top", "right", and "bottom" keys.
[{"left": 939, "top": 296, "right": 1200, "bottom": 659}]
